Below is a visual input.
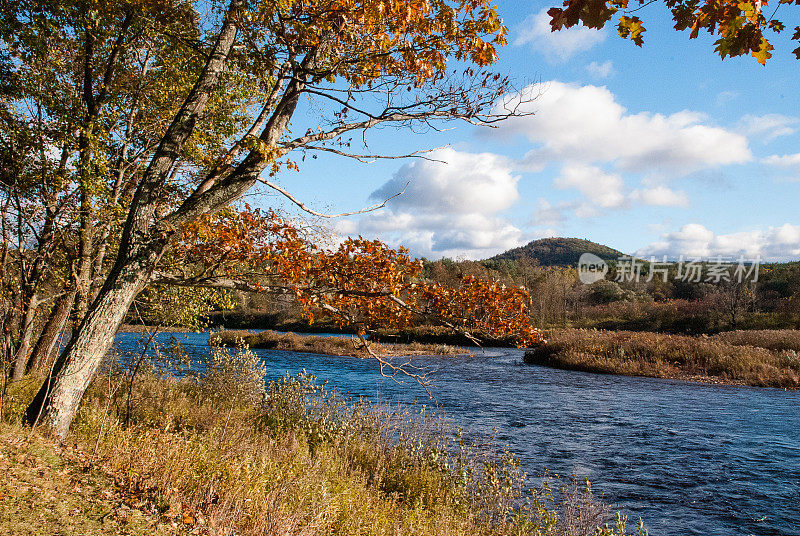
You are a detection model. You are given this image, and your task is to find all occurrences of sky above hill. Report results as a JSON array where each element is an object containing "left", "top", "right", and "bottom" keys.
[{"left": 262, "top": 1, "right": 800, "bottom": 262}]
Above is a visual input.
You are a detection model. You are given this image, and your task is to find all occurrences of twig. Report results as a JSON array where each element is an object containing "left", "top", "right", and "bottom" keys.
[{"left": 257, "top": 178, "right": 407, "bottom": 218}]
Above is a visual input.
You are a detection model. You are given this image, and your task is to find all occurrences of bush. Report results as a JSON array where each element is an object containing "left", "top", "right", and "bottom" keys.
[{"left": 193, "top": 344, "right": 266, "bottom": 406}]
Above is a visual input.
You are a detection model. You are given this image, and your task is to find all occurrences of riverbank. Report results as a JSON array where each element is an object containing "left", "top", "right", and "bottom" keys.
[
  {"left": 2, "top": 365, "right": 635, "bottom": 536},
  {"left": 0, "top": 423, "right": 181, "bottom": 535},
  {"left": 118, "top": 323, "right": 202, "bottom": 333},
  {"left": 525, "top": 329, "right": 800, "bottom": 389},
  {"left": 209, "top": 329, "right": 469, "bottom": 357}
]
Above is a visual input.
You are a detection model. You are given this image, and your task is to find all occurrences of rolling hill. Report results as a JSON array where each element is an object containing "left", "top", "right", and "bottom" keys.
[{"left": 489, "top": 237, "right": 625, "bottom": 267}]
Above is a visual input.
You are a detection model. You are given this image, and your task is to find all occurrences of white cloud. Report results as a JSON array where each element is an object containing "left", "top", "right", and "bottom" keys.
[
  {"left": 763, "top": 152, "right": 800, "bottom": 171},
  {"left": 371, "top": 148, "right": 518, "bottom": 214},
  {"left": 586, "top": 60, "right": 614, "bottom": 79},
  {"left": 549, "top": 164, "right": 690, "bottom": 217},
  {"left": 498, "top": 81, "right": 752, "bottom": 177},
  {"left": 531, "top": 198, "right": 566, "bottom": 227},
  {"left": 554, "top": 164, "right": 626, "bottom": 208},
  {"left": 630, "top": 186, "right": 690, "bottom": 207},
  {"left": 738, "top": 114, "right": 798, "bottom": 142},
  {"left": 346, "top": 148, "right": 526, "bottom": 259},
  {"left": 638, "top": 223, "right": 800, "bottom": 261},
  {"left": 514, "top": 9, "right": 605, "bottom": 61}
]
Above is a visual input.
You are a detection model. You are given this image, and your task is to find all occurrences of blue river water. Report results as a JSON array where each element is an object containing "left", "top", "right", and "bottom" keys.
[{"left": 114, "top": 332, "right": 800, "bottom": 536}]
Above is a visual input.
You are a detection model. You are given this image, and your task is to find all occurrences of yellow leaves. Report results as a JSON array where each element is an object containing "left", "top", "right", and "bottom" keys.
[
  {"left": 617, "top": 15, "right": 645, "bottom": 46},
  {"left": 248, "top": 0, "right": 506, "bottom": 86},
  {"left": 752, "top": 36, "right": 773, "bottom": 64}
]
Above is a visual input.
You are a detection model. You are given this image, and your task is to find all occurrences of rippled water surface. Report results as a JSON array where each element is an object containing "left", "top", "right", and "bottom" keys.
[{"left": 115, "top": 332, "right": 800, "bottom": 535}]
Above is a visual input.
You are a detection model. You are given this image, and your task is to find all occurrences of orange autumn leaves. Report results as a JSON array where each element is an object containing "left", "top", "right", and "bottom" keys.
[
  {"left": 177, "top": 206, "right": 543, "bottom": 347},
  {"left": 244, "top": 0, "right": 507, "bottom": 85},
  {"left": 548, "top": 0, "right": 793, "bottom": 64}
]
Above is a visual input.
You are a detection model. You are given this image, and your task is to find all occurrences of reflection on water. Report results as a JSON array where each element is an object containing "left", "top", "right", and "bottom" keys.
[{"left": 115, "top": 332, "right": 800, "bottom": 536}]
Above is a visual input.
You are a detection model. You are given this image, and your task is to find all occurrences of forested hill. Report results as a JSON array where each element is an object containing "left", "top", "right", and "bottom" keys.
[{"left": 489, "top": 237, "right": 625, "bottom": 267}]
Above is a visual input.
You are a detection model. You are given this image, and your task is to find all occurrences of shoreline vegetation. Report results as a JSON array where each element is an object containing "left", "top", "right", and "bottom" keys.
[
  {"left": 126, "top": 321, "right": 800, "bottom": 389},
  {"left": 2, "top": 354, "right": 646, "bottom": 536},
  {"left": 525, "top": 329, "right": 800, "bottom": 389},
  {"left": 209, "top": 329, "right": 469, "bottom": 357}
]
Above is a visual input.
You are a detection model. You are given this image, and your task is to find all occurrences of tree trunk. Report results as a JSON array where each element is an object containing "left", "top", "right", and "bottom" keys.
[
  {"left": 11, "top": 293, "right": 38, "bottom": 380},
  {"left": 23, "top": 248, "right": 159, "bottom": 437},
  {"left": 27, "top": 289, "right": 76, "bottom": 373}
]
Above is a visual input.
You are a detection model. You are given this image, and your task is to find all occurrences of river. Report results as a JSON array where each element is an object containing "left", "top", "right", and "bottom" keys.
[{"left": 114, "top": 331, "right": 800, "bottom": 536}]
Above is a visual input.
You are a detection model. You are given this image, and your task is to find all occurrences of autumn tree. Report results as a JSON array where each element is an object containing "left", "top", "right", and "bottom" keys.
[
  {"left": 547, "top": 0, "right": 800, "bottom": 63},
  {"left": 0, "top": 0, "right": 257, "bottom": 386},
  {"left": 6, "top": 0, "right": 535, "bottom": 437}
]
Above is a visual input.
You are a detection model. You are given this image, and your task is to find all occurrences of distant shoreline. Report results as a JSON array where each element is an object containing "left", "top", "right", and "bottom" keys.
[
  {"left": 525, "top": 328, "right": 800, "bottom": 390},
  {"left": 209, "top": 329, "right": 471, "bottom": 358},
  {"left": 117, "top": 323, "right": 202, "bottom": 333}
]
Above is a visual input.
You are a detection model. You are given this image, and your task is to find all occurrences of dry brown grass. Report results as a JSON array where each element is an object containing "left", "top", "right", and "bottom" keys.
[
  {"left": 525, "top": 329, "right": 800, "bottom": 388},
  {"left": 0, "top": 423, "right": 180, "bottom": 535},
  {"left": 711, "top": 329, "right": 800, "bottom": 352},
  {"left": 372, "top": 325, "right": 521, "bottom": 347},
  {"left": 209, "top": 329, "right": 466, "bottom": 357},
  {"left": 2, "top": 354, "right": 643, "bottom": 536}
]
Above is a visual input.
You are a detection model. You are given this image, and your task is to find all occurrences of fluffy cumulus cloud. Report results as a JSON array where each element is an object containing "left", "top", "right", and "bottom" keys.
[
  {"left": 638, "top": 223, "right": 800, "bottom": 261},
  {"left": 497, "top": 81, "right": 752, "bottom": 177},
  {"left": 344, "top": 148, "right": 525, "bottom": 259},
  {"left": 513, "top": 9, "right": 605, "bottom": 61},
  {"left": 554, "top": 164, "right": 626, "bottom": 209},
  {"left": 629, "top": 186, "right": 690, "bottom": 207},
  {"left": 370, "top": 148, "right": 519, "bottom": 214},
  {"left": 537, "top": 164, "right": 689, "bottom": 222}
]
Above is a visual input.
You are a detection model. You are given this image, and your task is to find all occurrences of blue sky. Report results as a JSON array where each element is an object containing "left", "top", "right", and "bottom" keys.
[{"left": 261, "top": 1, "right": 800, "bottom": 262}]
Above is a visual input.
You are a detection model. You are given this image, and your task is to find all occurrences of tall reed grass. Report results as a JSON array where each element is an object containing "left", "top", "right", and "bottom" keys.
[{"left": 525, "top": 329, "right": 800, "bottom": 388}]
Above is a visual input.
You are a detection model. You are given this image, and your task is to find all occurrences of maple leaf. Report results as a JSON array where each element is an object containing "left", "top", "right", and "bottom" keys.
[
  {"left": 752, "top": 37, "right": 774, "bottom": 64},
  {"left": 548, "top": 0, "right": 800, "bottom": 63},
  {"left": 618, "top": 15, "right": 646, "bottom": 46}
]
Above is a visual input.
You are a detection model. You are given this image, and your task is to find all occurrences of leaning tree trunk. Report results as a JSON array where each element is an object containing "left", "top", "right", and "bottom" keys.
[
  {"left": 23, "top": 244, "right": 162, "bottom": 436},
  {"left": 23, "top": 1, "right": 242, "bottom": 438},
  {"left": 27, "top": 289, "right": 76, "bottom": 373},
  {"left": 11, "top": 293, "right": 39, "bottom": 380}
]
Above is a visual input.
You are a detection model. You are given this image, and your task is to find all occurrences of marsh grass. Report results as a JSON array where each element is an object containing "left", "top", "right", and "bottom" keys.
[
  {"left": 209, "top": 329, "right": 466, "bottom": 357},
  {"left": 525, "top": 329, "right": 800, "bottom": 388},
  {"left": 3, "top": 343, "right": 646, "bottom": 536},
  {"left": 711, "top": 329, "right": 800, "bottom": 352}
]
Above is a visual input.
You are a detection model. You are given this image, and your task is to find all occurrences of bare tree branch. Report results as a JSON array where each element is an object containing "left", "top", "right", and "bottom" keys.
[
  {"left": 300, "top": 145, "right": 445, "bottom": 164},
  {"left": 256, "top": 177, "right": 407, "bottom": 218}
]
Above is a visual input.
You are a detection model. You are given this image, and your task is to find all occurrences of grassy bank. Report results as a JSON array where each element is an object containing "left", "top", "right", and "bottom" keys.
[
  {"left": 209, "top": 329, "right": 467, "bottom": 357},
  {"left": 525, "top": 329, "right": 800, "bottom": 388},
  {"left": 371, "top": 325, "right": 522, "bottom": 347},
  {"left": 0, "top": 423, "right": 180, "bottom": 535},
  {"left": 1, "top": 347, "right": 648, "bottom": 536}
]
